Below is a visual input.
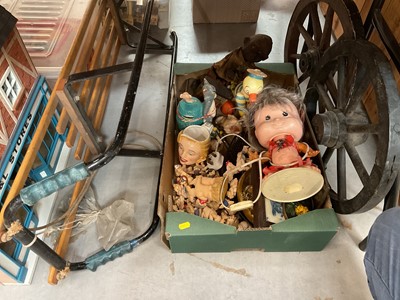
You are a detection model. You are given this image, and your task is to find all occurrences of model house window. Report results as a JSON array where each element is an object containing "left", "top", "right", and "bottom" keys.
[{"left": 0, "top": 67, "right": 22, "bottom": 108}]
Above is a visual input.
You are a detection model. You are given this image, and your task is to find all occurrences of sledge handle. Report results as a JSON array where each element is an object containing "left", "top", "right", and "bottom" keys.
[
  {"left": 85, "top": 241, "right": 132, "bottom": 271},
  {"left": 20, "top": 163, "right": 90, "bottom": 206}
]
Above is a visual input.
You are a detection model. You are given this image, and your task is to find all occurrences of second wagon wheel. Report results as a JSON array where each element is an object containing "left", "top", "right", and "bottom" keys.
[
  {"left": 284, "top": 0, "right": 364, "bottom": 86},
  {"left": 305, "top": 39, "right": 400, "bottom": 214}
]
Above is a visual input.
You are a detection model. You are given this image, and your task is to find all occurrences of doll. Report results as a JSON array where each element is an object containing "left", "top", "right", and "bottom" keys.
[
  {"left": 248, "top": 86, "right": 319, "bottom": 176},
  {"left": 245, "top": 86, "right": 323, "bottom": 221},
  {"left": 177, "top": 125, "right": 211, "bottom": 166}
]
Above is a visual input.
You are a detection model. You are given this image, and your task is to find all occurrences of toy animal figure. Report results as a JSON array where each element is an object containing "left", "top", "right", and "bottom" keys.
[
  {"left": 210, "top": 34, "right": 273, "bottom": 86},
  {"left": 202, "top": 78, "right": 217, "bottom": 124},
  {"left": 235, "top": 69, "right": 268, "bottom": 116}
]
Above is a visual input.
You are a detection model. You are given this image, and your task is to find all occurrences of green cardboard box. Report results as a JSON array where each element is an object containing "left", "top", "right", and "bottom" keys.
[{"left": 157, "top": 63, "right": 340, "bottom": 253}]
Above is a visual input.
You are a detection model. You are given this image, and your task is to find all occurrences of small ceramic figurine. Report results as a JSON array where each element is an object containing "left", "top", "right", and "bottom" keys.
[
  {"left": 235, "top": 69, "right": 268, "bottom": 116},
  {"left": 214, "top": 114, "right": 242, "bottom": 135},
  {"left": 248, "top": 86, "right": 319, "bottom": 175},
  {"left": 176, "top": 80, "right": 217, "bottom": 130},
  {"left": 176, "top": 92, "right": 204, "bottom": 130},
  {"left": 186, "top": 175, "right": 224, "bottom": 210},
  {"left": 202, "top": 78, "right": 217, "bottom": 124},
  {"left": 177, "top": 125, "right": 211, "bottom": 166},
  {"left": 172, "top": 162, "right": 240, "bottom": 226}
]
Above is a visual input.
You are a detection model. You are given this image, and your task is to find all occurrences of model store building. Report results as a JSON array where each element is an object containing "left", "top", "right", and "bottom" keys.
[{"left": 0, "top": 5, "right": 66, "bottom": 283}]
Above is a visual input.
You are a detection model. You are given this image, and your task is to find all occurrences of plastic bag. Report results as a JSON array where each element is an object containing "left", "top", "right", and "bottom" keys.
[
  {"left": 45, "top": 187, "right": 135, "bottom": 251},
  {"left": 96, "top": 199, "right": 135, "bottom": 251},
  {"left": 44, "top": 186, "right": 100, "bottom": 245}
]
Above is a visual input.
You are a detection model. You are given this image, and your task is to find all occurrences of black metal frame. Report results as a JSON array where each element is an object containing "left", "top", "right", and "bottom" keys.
[{"left": 3, "top": 0, "right": 177, "bottom": 273}]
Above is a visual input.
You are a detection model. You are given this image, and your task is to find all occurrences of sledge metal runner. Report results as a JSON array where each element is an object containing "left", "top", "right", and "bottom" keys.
[{"left": 3, "top": 0, "right": 177, "bottom": 276}]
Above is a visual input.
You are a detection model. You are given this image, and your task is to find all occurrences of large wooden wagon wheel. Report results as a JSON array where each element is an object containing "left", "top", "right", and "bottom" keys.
[
  {"left": 284, "top": 0, "right": 364, "bottom": 85},
  {"left": 305, "top": 39, "right": 400, "bottom": 214}
]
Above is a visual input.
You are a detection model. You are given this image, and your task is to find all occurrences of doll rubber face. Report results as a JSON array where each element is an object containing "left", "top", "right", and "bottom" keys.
[
  {"left": 177, "top": 125, "right": 210, "bottom": 165},
  {"left": 254, "top": 101, "right": 303, "bottom": 148},
  {"left": 178, "top": 136, "right": 204, "bottom": 165}
]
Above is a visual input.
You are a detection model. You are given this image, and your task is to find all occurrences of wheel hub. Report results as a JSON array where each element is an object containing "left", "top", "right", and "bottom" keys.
[
  {"left": 311, "top": 110, "right": 347, "bottom": 148},
  {"left": 299, "top": 49, "right": 320, "bottom": 73}
]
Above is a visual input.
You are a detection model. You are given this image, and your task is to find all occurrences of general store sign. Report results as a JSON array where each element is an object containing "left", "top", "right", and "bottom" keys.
[{"left": 0, "top": 93, "right": 41, "bottom": 198}]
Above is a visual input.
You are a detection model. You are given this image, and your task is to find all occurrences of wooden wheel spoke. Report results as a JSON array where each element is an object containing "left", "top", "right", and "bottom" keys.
[
  {"left": 337, "top": 147, "right": 346, "bottom": 201},
  {"left": 320, "top": 6, "right": 334, "bottom": 50},
  {"left": 290, "top": 53, "right": 303, "bottom": 59},
  {"left": 345, "top": 62, "right": 370, "bottom": 115},
  {"left": 325, "top": 75, "right": 338, "bottom": 106},
  {"left": 337, "top": 56, "right": 347, "bottom": 109},
  {"left": 309, "top": 4, "right": 322, "bottom": 44},
  {"left": 344, "top": 55, "right": 358, "bottom": 104},
  {"left": 297, "top": 23, "right": 316, "bottom": 48},
  {"left": 344, "top": 142, "right": 370, "bottom": 186},
  {"left": 298, "top": 70, "right": 310, "bottom": 84},
  {"left": 316, "top": 82, "right": 335, "bottom": 111},
  {"left": 347, "top": 124, "right": 380, "bottom": 134},
  {"left": 322, "top": 147, "right": 334, "bottom": 166}
]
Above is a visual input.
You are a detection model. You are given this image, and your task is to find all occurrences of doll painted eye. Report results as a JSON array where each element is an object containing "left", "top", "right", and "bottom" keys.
[
  {"left": 265, "top": 115, "right": 271, "bottom": 121},
  {"left": 282, "top": 111, "right": 288, "bottom": 117}
]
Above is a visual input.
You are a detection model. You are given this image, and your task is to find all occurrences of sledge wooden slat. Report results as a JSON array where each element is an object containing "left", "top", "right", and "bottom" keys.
[
  {"left": 93, "top": 36, "right": 122, "bottom": 133},
  {"left": 106, "top": 0, "right": 127, "bottom": 45},
  {"left": 57, "top": 0, "right": 107, "bottom": 136},
  {"left": 48, "top": 32, "right": 121, "bottom": 283},
  {"left": 0, "top": 0, "right": 101, "bottom": 230},
  {"left": 47, "top": 0, "right": 123, "bottom": 284},
  {"left": 65, "top": 11, "right": 113, "bottom": 148},
  {"left": 47, "top": 176, "right": 94, "bottom": 285},
  {"left": 74, "top": 25, "right": 118, "bottom": 159},
  {"left": 0, "top": 89, "right": 59, "bottom": 230},
  {"left": 54, "top": 0, "right": 101, "bottom": 136},
  {"left": 56, "top": 87, "right": 103, "bottom": 155}
]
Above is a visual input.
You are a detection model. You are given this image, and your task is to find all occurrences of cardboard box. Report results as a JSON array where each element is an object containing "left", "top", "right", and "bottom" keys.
[
  {"left": 157, "top": 63, "right": 340, "bottom": 253},
  {"left": 192, "top": 0, "right": 261, "bottom": 23}
]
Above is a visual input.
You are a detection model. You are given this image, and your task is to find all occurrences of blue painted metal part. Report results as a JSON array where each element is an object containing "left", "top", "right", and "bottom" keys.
[
  {"left": 20, "top": 163, "right": 90, "bottom": 206},
  {"left": 85, "top": 241, "right": 133, "bottom": 271}
]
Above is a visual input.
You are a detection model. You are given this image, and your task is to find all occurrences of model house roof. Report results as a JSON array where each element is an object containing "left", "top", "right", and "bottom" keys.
[{"left": 0, "top": 5, "right": 17, "bottom": 48}]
